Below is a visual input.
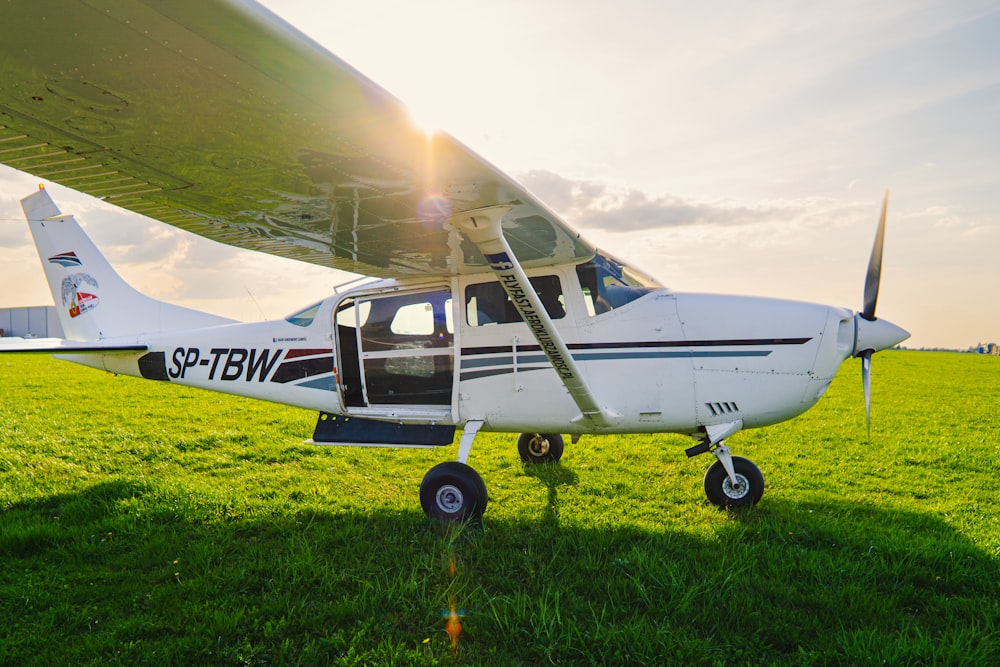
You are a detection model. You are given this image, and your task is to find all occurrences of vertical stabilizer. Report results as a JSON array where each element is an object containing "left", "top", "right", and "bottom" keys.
[{"left": 21, "top": 187, "right": 233, "bottom": 341}]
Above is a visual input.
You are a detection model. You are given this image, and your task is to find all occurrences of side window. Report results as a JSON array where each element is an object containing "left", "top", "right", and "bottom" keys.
[
  {"left": 360, "top": 290, "right": 453, "bottom": 350},
  {"left": 336, "top": 299, "right": 371, "bottom": 329},
  {"left": 285, "top": 300, "right": 323, "bottom": 327},
  {"left": 466, "top": 275, "right": 565, "bottom": 326},
  {"left": 390, "top": 302, "right": 435, "bottom": 336}
]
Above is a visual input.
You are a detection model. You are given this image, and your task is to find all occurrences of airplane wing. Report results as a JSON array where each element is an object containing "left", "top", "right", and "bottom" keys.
[{"left": 0, "top": 0, "right": 594, "bottom": 277}]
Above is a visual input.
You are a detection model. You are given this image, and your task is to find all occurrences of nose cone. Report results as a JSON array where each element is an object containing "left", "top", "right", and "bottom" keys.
[{"left": 853, "top": 314, "right": 910, "bottom": 357}]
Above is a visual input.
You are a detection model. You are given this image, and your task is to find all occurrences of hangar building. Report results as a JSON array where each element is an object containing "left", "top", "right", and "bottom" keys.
[{"left": 0, "top": 306, "right": 63, "bottom": 339}]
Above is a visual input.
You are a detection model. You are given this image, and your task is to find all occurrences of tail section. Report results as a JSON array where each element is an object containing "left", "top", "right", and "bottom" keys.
[{"left": 21, "top": 187, "right": 233, "bottom": 341}]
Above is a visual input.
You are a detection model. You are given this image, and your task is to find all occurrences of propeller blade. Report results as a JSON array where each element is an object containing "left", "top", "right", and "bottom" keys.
[
  {"left": 862, "top": 350, "right": 872, "bottom": 436},
  {"left": 862, "top": 190, "right": 888, "bottom": 321}
]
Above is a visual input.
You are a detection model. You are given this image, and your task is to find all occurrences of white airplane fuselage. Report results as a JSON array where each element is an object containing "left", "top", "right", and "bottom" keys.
[{"left": 82, "top": 268, "right": 858, "bottom": 441}]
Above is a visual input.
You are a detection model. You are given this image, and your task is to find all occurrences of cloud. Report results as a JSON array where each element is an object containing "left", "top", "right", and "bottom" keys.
[
  {"left": 518, "top": 169, "right": 873, "bottom": 234},
  {"left": 0, "top": 220, "right": 30, "bottom": 246}
]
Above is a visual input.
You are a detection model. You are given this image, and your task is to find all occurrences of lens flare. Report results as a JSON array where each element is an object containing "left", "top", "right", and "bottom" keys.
[
  {"left": 439, "top": 556, "right": 464, "bottom": 652},
  {"left": 445, "top": 603, "right": 463, "bottom": 651},
  {"left": 417, "top": 192, "right": 451, "bottom": 226}
]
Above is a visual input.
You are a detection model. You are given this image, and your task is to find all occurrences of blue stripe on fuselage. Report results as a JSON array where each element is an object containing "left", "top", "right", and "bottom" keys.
[{"left": 458, "top": 345, "right": 782, "bottom": 381}]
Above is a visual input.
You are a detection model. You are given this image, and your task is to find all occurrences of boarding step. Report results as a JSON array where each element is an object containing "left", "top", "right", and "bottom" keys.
[{"left": 310, "top": 412, "right": 455, "bottom": 448}]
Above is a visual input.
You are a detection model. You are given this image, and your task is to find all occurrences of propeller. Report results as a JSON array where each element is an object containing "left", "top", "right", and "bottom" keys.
[
  {"left": 862, "top": 349, "right": 873, "bottom": 433},
  {"left": 852, "top": 190, "right": 909, "bottom": 434},
  {"left": 862, "top": 191, "right": 889, "bottom": 322}
]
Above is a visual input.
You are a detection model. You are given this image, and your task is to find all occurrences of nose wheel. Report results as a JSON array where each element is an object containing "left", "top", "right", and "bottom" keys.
[{"left": 703, "top": 455, "right": 764, "bottom": 508}]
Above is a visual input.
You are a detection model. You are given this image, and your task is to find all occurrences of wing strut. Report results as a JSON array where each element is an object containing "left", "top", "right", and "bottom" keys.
[{"left": 452, "top": 207, "right": 619, "bottom": 427}]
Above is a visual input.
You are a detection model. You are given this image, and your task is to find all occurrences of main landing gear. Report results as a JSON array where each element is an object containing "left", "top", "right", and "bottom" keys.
[
  {"left": 418, "top": 427, "right": 569, "bottom": 521},
  {"left": 703, "top": 446, "right": 764, "bottom": 508},
  {"left": 419, "top": 420, "right": 489, "bottom": 522},
  {"left": 419, "top": 460, "right": 488, "bottom": 521},
  {"left": 517, "top": 432, "right": 564, "bottom": 464}
]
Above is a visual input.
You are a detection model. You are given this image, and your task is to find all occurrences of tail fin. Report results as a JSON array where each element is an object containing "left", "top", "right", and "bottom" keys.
[{"left": 21, "top": 187, "right": 233, "bottom": 341}]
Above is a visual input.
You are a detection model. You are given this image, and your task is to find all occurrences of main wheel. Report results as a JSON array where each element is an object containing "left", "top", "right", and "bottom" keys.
[
  {"left": 517, "top": 433, "right": 564, "bottom": 464},
  {"left": 703, "top": 456, "right": 764, "bottom": 508},
  {"left": 420, "top": 461, "right": 488, "bottom": 521}
]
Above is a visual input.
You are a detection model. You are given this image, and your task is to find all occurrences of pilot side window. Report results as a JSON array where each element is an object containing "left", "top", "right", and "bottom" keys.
[{"left": 465, "top": 275, "right": 565, "bottom": 327}]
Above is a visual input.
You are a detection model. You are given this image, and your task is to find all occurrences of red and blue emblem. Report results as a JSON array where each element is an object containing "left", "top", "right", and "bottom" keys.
[
  {"left": 48, "top": 251, "right": 82, "bottom": 268},
  {"left": 61, "top": 273, "right": 100, "bottom": 318}
]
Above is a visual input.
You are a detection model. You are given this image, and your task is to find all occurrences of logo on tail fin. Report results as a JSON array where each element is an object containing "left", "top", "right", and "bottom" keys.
[
  {"left": 48, "top": 251, "right": 82, "bottom": 268},
  {"left": 61, "top": 273, "right": 100, "bottom": 318}
]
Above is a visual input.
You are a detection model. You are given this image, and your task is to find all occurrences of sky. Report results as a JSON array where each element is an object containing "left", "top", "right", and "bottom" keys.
[{"left": 2, "top": 0, "right": 998, "bottom": 349}]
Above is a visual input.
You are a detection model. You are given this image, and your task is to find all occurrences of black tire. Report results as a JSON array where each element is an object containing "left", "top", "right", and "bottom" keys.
[
  {"left": 703, "top": 456, "right": 764, "bottom": 508},
  {"left": 420, "top": 461, "right": 488, "bottom": 521},
  {"left": 517, "top": 433, "right": 564, "bottom": 464}
]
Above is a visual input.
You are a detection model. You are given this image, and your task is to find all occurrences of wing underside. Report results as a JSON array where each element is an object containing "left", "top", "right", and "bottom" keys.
[{"left": 0, "top": 0, "right": 593, "bottom": 277}]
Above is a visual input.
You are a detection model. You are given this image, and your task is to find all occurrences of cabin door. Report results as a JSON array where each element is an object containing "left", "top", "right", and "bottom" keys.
[{"left": 335, "top": 288, "right": 455, "bottom": 408}]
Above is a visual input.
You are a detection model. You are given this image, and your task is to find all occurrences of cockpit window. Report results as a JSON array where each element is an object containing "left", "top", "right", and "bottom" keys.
[
  {"left": 285, "top": 300, "right": 323, "bottom": 327},
  {"left": 576, "top": 252, "right": 662, "bottom": 316}
]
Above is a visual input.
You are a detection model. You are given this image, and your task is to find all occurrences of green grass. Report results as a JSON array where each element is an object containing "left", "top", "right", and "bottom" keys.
[{"left": 1, "top": 351, "right": 998, "bottom": 665}]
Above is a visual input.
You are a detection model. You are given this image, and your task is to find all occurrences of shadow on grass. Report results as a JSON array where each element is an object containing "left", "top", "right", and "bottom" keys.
[
  {"left": 1, "top": 479, "right": 997, "bottom": 666},
  {"left": 521, "top": 462, "right": 579, "bottom": 527}
]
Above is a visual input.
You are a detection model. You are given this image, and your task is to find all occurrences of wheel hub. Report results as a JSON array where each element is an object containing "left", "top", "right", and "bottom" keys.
[
  {"left": 435, "top": 484, "right": 465, "bottom": 513},
  {"left": 529, "top": 436, "right": 549, "bottom": 456},
  {"left": 722, "top": 473, "right": 750, "bottom": 500}
]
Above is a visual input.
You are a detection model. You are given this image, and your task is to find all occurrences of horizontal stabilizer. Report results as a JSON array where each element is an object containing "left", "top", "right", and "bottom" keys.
[
  {"left": 0, "top": 337, "right": 147, "bottom": 354},
  {"left": 310, "top": 413, "right": 455, "bottom": 448}
]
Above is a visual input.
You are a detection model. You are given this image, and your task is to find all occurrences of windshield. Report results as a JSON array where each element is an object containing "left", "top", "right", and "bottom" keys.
[{"left": 576, "top": 252, "right": 663, "bottom": 316}]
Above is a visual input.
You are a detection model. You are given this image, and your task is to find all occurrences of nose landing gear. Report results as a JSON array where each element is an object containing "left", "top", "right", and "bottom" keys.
[
  {"left": 686, "top": 420, "right": 764, "bottom": 508},
  {"left": 703, "top": 449, "right": 764, "bottom": 508}
]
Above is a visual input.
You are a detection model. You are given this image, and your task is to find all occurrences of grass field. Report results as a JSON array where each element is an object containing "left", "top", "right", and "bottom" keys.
[{"left": 1, "top": 350, "right": 998, "bottom": 665}]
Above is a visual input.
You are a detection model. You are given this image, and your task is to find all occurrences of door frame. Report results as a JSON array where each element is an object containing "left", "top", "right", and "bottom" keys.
[{"left": 333, "top": 282, "right": 458, "bottom": 421}]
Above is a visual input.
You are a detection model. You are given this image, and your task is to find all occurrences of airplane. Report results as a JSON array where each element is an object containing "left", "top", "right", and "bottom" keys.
[{"left": 0, "top": 0, "right": 908, "bottom": 521}]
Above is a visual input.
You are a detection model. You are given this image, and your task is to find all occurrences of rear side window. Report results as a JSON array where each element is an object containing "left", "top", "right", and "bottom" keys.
[
  {"left": 285, "top": 300, "right": 323, "bottom": 327},
  {"left": 465, "top": 275, "right": 564, "bottom": 326}
]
